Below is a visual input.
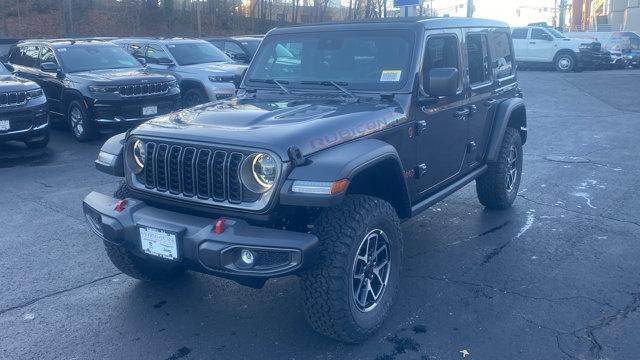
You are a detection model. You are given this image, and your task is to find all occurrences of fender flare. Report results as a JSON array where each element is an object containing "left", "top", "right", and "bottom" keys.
[
  {"left": 485, "top": 97, "right": 526, "bottom": 162},
  {"left": 279, "top": 138, "right": 410, "bottom": 214}
]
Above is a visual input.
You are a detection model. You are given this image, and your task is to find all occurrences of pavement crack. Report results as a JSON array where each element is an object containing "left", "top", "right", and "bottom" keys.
[
  {"left": 518, "top": 194, "right": 640, "bottom": 229},
  {"left": 0, "top": 273, "right": 121, "bottom": 316}
]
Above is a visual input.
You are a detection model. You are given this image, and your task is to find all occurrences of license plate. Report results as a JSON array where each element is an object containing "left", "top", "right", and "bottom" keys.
[
  {"left": 0, "top": 120, "right": 9, "bottom": 132},
  {"left": 142, "top": 105, "right": 158, "bottom": 116},
  {"left": 139, "top": 226, "right": 179, "bottom": 260}
]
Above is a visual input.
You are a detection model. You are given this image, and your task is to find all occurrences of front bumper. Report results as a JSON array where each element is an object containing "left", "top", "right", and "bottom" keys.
[
  {"left": 0, "top": 102, "right": 49, "bottom": 142},
  {"left": 204, "top": 82, "right": 236, "bottom": 101},
  {"left": 87, "top": 92, "right": 181, "bottom": 129},
  {"left": 82, "top": 191, "right": 319, "bottom": 280},
  {"left": 577, "top": 50, "right": 610, "bottom": 67}
]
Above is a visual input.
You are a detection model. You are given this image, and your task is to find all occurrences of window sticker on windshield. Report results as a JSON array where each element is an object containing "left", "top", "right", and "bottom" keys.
[{"left": 380, "top": 70, "right": 402, "bottom": 82}]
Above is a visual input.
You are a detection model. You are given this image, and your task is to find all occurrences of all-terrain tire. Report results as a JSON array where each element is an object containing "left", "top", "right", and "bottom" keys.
[
  {"left": 476, "top": 127, "right": 523, "bottom": 210},
  {"left": 300, "top": 195, "right": 403, "bottom": 343},
  {"left": 103, "top": 240, "right": 185, "bottom": 282}
]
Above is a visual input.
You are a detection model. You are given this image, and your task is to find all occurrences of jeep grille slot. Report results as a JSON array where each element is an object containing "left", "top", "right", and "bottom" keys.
[
  {"left": 137, "top": 141, "right": 258, "bottom": 207},
  {"left": 0, "top": 91, "right": 28, "bottom": 107},
  {"left": 118, "top": 82, "right": 170, "bottom": 98}
]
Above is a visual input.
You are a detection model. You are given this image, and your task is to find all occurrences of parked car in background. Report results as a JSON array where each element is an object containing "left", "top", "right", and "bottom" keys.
[
  {"left": 0, "top": 62, "right": 49, "bottom": 148},
  {"left": 8, "top": 39, "right": 180, "bottom": 142},
  {"left": 512, "top": 26, "right": 608, "bottom": 71},
  {"left": 205, "top": 36, "right": 264, "bottom": 64},
  {"left": 566, "top": 31, "right": 640, "bottom": 68},
  {"left": 0, "top": 39, "right": 21, "bottom": 62},
  {"left": 114, "top": 38, "right": 248, "bottom": 107}
]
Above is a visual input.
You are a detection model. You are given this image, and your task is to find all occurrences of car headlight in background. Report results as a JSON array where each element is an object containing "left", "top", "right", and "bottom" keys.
[
  {"left": 26, "top": 89, "right": 44, "bottom": 99},
  {"left": 131, "top": 139, "right": 145, "bottom": 173},
  {"left": 89, "top": 85, "right": 119, "bottom": 94},
  {"left": 241, "top": 152, "right": 278, "bottom": 193},
  {"left": 209, "top": 75, "right": 235, "bottom": 83}
]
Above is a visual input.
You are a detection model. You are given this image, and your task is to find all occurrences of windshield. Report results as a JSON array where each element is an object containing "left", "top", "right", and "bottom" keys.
[
  {"left": 548, "top": 28, "right": 565, "bottom": 39},
  {"left": 57, "top": 45, "right": 142, "bottom": 72},
  {"left": 246, "top": 30, "right": 415, "bottom": 91},
  {"left": 0, "top": 63, "right": 10, "bottom": 75},
  {"left": 166, "top": 42, "right": 231, "bottom": 66},
  {"left": 239, "top": 39, "right": 261, "bottom": 56}
]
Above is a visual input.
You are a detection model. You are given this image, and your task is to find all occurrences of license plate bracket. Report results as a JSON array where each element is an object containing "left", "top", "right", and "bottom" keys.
[
  {"left": 142, "top": 105, "right": 158, "bottom": 116},
  {"left": 0, "top": 120, "right": 10, "bottom": 132},
  {"left": 138, "top": 225, "right": 180, "bottom": 261}
]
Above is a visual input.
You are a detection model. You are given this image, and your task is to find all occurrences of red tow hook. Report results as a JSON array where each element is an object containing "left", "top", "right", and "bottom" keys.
[
  {"left": 114, "top": 199, "right": 127, "bottom": 213},
  {"left": 214, "top": 218, "right": 226, "bottom": 234}
]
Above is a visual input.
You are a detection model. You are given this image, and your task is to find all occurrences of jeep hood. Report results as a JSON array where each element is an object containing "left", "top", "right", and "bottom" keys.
[
  {"left": 69, "top": 68, "right": 174, "bottom": 85},
  {"left": 132, "top": 96, "right": 409, "bottom": 160},
  {"left": 0, "top": 75, "right": 39, "bottom": 91},
  {"left": 180, "top": 62, "right": 248, "bottom": 76}
]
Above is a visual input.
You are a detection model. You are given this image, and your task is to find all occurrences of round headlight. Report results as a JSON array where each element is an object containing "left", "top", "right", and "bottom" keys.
[
  {"left": 132, "top": 139, "right": 145, "bottom": 173},
  {"left": 241, "top": 153, "right": 278, "bottom": 193}
]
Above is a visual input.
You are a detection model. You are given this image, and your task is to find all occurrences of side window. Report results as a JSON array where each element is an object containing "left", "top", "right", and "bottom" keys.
[
  {"left": 40, "top": 47, "right": 58, "bottom": 66},
  {"left": 489, "top": 32, "right": 514, "bottom": 79},
  {"left": 466, "top": 33, "right": 492, "bottom": 85},
  {"left": 146, "top": 44, "right": 169, "bottom": 64},
  {"left": 8, "top": 46, "right": 23, "bottom": 65},
  {"left": 224, "top": 41, "right": 244, "bottom": 56},
  {"left": 511, "top": 28, "right": 528, "bottom": 40},
  {"left": 23, "top": 46, "right": 40, "bottom": 68},
  {"left": 531, "top": 28, "right": 549, "bottom": 40},
  {"left": 423, "top": 35, "right": 461, "bottom": 92}
]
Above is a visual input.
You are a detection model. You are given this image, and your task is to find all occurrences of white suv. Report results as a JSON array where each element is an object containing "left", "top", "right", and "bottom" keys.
[{"left": 511, "top": 27, "right": 606, "bottom": 72}]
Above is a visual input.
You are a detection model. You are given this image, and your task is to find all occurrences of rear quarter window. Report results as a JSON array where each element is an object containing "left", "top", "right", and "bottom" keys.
[{"left": 489, "top": 31, "right": 514, "bottom": 79}]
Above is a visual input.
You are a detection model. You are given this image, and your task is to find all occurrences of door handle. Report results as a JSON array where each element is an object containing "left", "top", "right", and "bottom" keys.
[
  {"left": 484, "top": 99, "right": 497, "bottom": 107},
  {"left": 453, "top": 108, "right": 470, "bottom": 118}
]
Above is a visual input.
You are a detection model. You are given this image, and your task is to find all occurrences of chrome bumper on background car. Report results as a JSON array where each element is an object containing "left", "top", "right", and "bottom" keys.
[{"left": 82, "top": 191, "right": 319, "bottom": 280}]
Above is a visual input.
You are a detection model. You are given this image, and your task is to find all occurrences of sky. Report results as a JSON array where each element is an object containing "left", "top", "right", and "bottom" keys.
[{"left": 397, "top": 0, "right": 560, "bottom": 26}]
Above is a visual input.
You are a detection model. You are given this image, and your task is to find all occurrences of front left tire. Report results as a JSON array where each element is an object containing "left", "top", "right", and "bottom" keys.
[
  {"left": 67, "top": 100, "right": 98, "bottom": 142},
  {"left": 301, "top": 195, "right": 403, "bottom": 343},
  {"left": 554, "top": 52, "right": 576, "bottom": 72}
]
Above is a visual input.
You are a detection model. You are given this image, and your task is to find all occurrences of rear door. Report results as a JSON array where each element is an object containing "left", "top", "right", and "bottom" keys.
[
  {"left": 10, "top": 45, "right": 41, "bottom": 82},
  {"left": 463, "top": 29, "right": 495, "bottom": 166},
  {"left": 414, "top": 31, "right": 469, "bottom": 194}
]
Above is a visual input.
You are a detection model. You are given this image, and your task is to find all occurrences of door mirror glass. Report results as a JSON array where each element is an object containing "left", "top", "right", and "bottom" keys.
[
  {"left": 40, "top": 62, "right": 59, "bottom": 72},
  {"left": 425, "top": 67, "right": 459, "bottom": 97}
]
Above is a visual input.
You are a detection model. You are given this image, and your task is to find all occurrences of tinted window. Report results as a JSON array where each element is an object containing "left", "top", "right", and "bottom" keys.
[
  {"left": 239, "top": 39, "right": 261, "bottom": 55},
  {"left": 224, "top": 41, "right": 245, "bottom": 56},
  {"left": 466, "top": 33, "right": 492, "bottom": 85},
  {"left": 146, "top": 44, "right": 170, "bottom": 64},
  {"left": 489, "top": 32, "right": 514, "bottom": 79},
  {"left": 40, "top": 47, "right": 58, "bottom": 66},
  {"left": 166, "top": 42, "right": 230, "bottom": 65},
  {"left": 11, "top": 45, "right": 40, "bottom": 67},
  {"left": 247, "top": 30, "right": 414, "bottom": 91},
  {"left": 56, "top": 45, "right": 141, "bottom": 72},
  {"left": 423, "top": 35, "right": 460, "bottom": 94},
  {"left": 511, "top": 28, "right": 528, "bottom": 39},
  {"left": 531, "top": 28, "right": 550, "bottom": 40}
]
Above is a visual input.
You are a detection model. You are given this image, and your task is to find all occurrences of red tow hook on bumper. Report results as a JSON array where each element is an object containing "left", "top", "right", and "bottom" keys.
[{"left": 214, "top": 218, "right": 226, "bottom": 234}]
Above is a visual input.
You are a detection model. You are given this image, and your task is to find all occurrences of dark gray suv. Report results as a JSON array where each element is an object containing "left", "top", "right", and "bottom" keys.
[{"left": 84, "top": 18, "right": 526, "bottom": 342}]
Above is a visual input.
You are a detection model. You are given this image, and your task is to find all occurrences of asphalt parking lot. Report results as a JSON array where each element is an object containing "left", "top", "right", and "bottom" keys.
[{"left": 1, "top": 69, "right": 639, "bottom": 360}]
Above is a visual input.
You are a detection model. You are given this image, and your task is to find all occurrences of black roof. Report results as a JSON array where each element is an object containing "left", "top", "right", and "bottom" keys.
[{"left": 269, "top": 16, "right": 509, "bottom": 35}]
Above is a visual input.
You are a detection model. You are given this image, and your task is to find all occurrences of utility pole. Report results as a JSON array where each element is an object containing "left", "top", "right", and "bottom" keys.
[
  {"left": 558, "top": 0, "right": 568, "bottom": 31},
  {"left": 466, "top": 0, "right": 473, "bottom": 17}
]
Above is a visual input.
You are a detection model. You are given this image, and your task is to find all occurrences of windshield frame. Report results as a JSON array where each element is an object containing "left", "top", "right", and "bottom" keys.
[
  {"left": 55, "top": 44, "right": 143, "bottom": 73},
  {"left": 244, "top": 29, "right": 417, "bottom": 93},
  {"left": 165, "top": 42, "right": 232, "bottom": 66},
  {"left": 548, "top": 28, "right": 566, "bottom": 39}
]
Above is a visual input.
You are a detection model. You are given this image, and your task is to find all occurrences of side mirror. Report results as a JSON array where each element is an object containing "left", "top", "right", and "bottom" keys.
[
  {"left": 40, "top": 62, "right": 59, "bottom": 73},
  {"left": 230, "top": 53, "right": 249, "bottom": 62},
  {"left": 157, "top": 58, "right": 175, "bottom": 66},
  {"left": 136, "top": 57, "right": 147, "bottom": 66},
  {"left": 424, "top": 67, "right": 459, "bottom": 97}
]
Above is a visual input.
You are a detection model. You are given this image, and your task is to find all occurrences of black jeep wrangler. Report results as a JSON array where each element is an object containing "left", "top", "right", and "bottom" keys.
[{"left": 83, "top": 18, "right": 526, "bottom": 342}]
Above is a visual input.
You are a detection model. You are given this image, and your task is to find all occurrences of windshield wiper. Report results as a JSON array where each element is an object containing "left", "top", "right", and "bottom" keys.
[
  {"left": 249, "top": 78, "right": 291, "bottom": 94},
  {"left": 300, "top": 80, "right": 358, "bottom": 101}
]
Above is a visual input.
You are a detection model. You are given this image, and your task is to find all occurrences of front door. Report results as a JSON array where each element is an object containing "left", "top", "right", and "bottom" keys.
[
  {"left": 415, "top": 31, "right": 469, "bottom": 195},
  {"left": 528, "top": 28, "right": 557, "bottom": 62},
  {"left": 37, "top": 46, "right": 65, "bottom": 115}
]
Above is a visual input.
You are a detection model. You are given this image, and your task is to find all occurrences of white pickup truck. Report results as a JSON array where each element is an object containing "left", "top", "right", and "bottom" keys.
[{"left": 511, "top": 26, "right": 608, "bottom": 72}]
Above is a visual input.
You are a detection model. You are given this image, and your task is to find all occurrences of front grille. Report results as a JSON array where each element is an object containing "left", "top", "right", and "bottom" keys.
[
  {"left": 0, "top": 91, "right": 27, "bottom": 107},
  {"left": 118, "top": 82, "right": 170, "bottom": 98},
  {"left": 140, "top": 141, "right": 246, "bottom": 204}
]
